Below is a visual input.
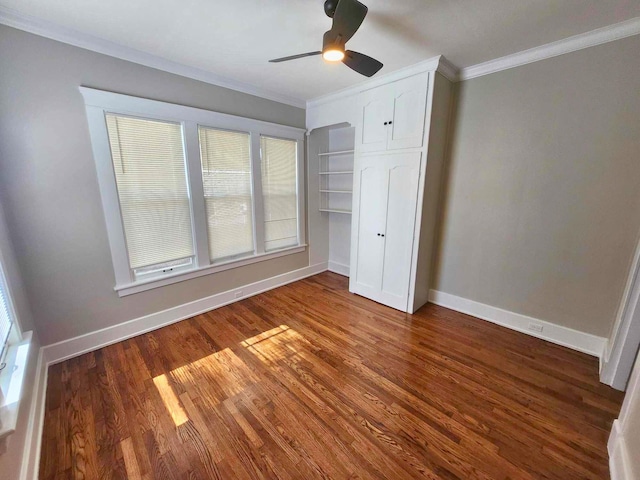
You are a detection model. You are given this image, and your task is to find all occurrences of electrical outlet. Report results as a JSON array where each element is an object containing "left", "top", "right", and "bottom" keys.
[
  {"left": 528, "top": 323, "right": 544, "bottom": 333},
  {"left": 234, "top": 291, "right": 243, "bottom": 299}
]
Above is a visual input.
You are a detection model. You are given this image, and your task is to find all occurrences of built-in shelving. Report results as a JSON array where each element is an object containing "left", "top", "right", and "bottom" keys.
[
  {"left": 319, "top": 208, "right": 352, "bottom": 214},
  {"left": 319, "top": 146, "right": 354, "bottom": 214},
  {"left": 317, "top": 150, "right": 355, "bottom": 157}
]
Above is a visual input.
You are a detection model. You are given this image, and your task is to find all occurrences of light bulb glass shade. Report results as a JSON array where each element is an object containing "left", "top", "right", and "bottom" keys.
[{"left": 322, "top": 49, "right": 345, "bottom": 62}]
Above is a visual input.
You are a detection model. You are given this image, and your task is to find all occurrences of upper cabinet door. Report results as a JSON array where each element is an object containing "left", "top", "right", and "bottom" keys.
[
  {"left": 357, "top": 84, "right": 392, "bottom": 153},
  {"left": 387, "top": 73, "right": 429, "bottom": 151}
]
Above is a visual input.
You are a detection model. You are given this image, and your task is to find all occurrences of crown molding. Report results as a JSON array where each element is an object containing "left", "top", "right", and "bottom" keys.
[
  {"left": 460, "top": 16, "right": 640, "bottom": 81},
  {"left": 307, "top": 55, "right": 456, "bottom": 109},
  {"left": 4, "top": 3, "right": 637, "bottom": 107},
  {"left": 0, "top": 6, "right": 307, "bottom": 109},
  {"left": 436, "top": 55, "right": 459, "bottom": 82}
]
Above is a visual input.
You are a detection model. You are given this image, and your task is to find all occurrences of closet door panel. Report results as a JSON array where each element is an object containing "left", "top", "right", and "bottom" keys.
[
  {"left": 388, "top": 73, "right": 428, "bottom": 151},
  {"left": 379, "top": 153, "right": 422, "bottom": 310},
  {"left": 357, "top": 86, "right": 391, "bottom": 153},
  {"left": 350, "top": 158, "right": 387, "bottom": 295}
]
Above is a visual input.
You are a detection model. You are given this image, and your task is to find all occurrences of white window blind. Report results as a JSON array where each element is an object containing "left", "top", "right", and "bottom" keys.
[
  {"left": 0, "top": 264, "right": 13, "bottom": 360},
  {"left": 260, "top": 137, "right": 299, "bottom": 251},
  {"left": 199, "top": 127, "right": 254, "bottom": 261},
  {"left": 105, "top": 115, "right": 194, "bottom": 270}
]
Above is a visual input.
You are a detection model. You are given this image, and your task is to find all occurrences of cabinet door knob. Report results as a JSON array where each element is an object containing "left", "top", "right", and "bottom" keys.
[
  {"left": 388, "top": 121, "right": 393, "bottom": 125},
  {"left": 381, "top": 234, "right": 385, "bottom": 237},
  {"left": 384, "top": 122, "right": 388, "bottom": 125}
]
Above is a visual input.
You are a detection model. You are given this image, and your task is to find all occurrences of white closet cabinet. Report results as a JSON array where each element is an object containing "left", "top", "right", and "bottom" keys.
[
  {"left": 357, "top": 73, "right": 429, "bottom": 153},
  {"left": 350, "top": 153, "right": 422, "bottom": 310},
  {"left": 350, "top": 70, "right": 453, "bottom": 313}
]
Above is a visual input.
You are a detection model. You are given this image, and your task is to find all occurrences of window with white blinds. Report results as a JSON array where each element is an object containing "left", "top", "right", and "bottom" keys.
[
  {"left": 83, "top": 88, "right": 304, "bottom": 295},
  {"left": 0, "top": 264, "right": 14, "bottom": 361},
  {"left": 199, "top": 127, "right": 254, "bottom": 261},
  {"left": 261, "top": 137, "right": 299, "bottom": 251},
  {"left": 105, "top": 115, "right": 194, "bottom": 272}
]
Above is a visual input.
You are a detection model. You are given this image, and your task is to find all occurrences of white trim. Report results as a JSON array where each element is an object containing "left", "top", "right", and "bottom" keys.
[
  {"left": 80, "top": 87, "right": 306, "bottom": 135},
  {"left": 429, "top": 290, "right": 607, "bottom": 358},
  {"left": 436, "top": 56, "right": 459, "bottom": 83},
  {"left": 601, "top": 230, "right": 640, "bottom": 390},
  {"left": 43, "top": 262, "right": 328, "bottom": 365},
  {"left": 608, "top": 350, "right": 640, "bottom": 480},
  {"left": 0, "top": 331, "right": 32, "bottom": 439},
  {"left": 3, "top": 3, "right": 640, "bottom": 107},
  {"left": 81, "top": 87, "right": 307, "bottom": 295},
  {"left": 251, "top": 134, "right": 267, "bottom": 256},
  {"left": 306, "top": 56, "right": 445, "bottom": 110},
  {"left": 116, "top": 245, "right": 307, "bottom": 296},
  {"left": 407, "top": 73, "right": 436, "bottom": 314},
  {"left": 327, "top": 261, "right": 350, "bottom": 277},
  {"left": 608, "top": 420, "right": 634, "bottom": 480},
  {"left": 0, "top": 6, "right": 306, "bottom": 109},
  {"left": 19, "top": 348, "right": 47, "bottom": 480},
  {"left": 0, "top": 240, "right": 23, "bottom": 342},
  {"left": 459, "top": 16, "right": 640, "bottom": 81}
]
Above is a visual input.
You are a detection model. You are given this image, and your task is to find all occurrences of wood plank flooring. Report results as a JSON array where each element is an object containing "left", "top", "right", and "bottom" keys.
[{"left": 39, "top": 272, "right": 624, "bottom": 479}]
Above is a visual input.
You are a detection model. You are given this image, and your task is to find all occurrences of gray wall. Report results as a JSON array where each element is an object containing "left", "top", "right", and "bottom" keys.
[
  {"left": 0, "top": 26, "right": 308, "bottom": 345},
  {"left": 433, "top": 34, "right": 640, "bottom": 337}
]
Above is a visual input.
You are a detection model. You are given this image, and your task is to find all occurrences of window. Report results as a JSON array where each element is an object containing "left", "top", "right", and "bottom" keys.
[
  {"left": 0, "top": 257, "right": 31, "bottom": 440},
  {"left": 199, "top": 127, "right": 254, "bottom": 261},
  {"left": 0, "top": 263, "right": 14, "bottom": 363},
  {"left": 105, "top": 115, "right": 195, "bottom": 279},
  {"left": 261, "top": 137, "right": 299, "bottom": 251},
  {"left": 82, "top": 88, "right": 306, "bottom": 296}
]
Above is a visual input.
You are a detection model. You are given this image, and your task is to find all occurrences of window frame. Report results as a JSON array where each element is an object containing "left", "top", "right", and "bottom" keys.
[
  {"left": 0, "top": 259, "right": 20, "bottom": 367},
  {"left": 260, "top": 134, "right": 304, "bottom": 252},
  {"left": 198, "top": 125, "right": 257, "bottom": 263},
  {"left": 81, "top": 87, "right": 306, "bottom": 297}
]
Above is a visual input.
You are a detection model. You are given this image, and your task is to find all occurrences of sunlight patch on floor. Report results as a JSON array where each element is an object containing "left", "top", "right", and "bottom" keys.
[
  {"left": 167, "top": 347, "right": 258, "bottom": 406},
  {"left": 241, "top": 325, "right": 309, "bottom": 364},
  {"left": 153, "top": 373, "right": 189, "bottom": 426},
  {"left": 153, "top": 325, "right": 308, "bottom": 423}
]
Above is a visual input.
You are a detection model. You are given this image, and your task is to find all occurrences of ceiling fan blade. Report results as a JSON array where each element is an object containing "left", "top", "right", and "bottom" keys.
[
  {"left": 327, "top": 0, "right": 368, "bottom": 44},
  {"left": 342, "top": 50, "right": 383, "bottom": 77},
  {"left": 269, "top": 51, "right": 322, "bottom": 63}
]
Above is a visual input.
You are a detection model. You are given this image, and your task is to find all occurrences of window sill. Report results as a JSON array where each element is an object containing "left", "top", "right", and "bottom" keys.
[
  {"left": 0, "top": 331, "right": 32, "bottom": 440},
  {"left": 115, "top": 244, "right": 307, "bottom": 297}
]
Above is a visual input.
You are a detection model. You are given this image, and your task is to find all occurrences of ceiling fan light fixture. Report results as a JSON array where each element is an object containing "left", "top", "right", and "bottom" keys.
[
  {"left": 322, "top": 48, "right": 345, "bottom": 62},
  {"left": 269, "top": 0, "right": 383, "bottom": 77}
]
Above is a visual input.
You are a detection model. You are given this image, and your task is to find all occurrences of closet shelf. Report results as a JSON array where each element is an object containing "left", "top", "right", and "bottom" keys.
[
  {"left": 318, "top": 171, "right": 353, "bottom": 175},
  {"left": 319, "top": 208, "right": 352, "bottom": 214},
  {"left": 320, "top": 190, "right": 352, "bottom": 194},
  {"left": 318, "top": 150, "right": 355, "bottom": 157}
]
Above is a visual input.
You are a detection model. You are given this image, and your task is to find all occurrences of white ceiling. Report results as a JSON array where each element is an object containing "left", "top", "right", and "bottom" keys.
[{"left": 1, "top": 0, "right": 639, "bottom": 104}]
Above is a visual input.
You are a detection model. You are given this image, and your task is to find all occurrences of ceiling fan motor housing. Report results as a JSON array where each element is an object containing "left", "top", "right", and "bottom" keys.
[{"left": 324, "top": 0, "right": 339, "bottom": 18}]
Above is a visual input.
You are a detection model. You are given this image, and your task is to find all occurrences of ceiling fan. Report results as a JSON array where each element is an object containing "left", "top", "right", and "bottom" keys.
[{"left": 269, "top": 0, "right": 383, "bottom": 77}]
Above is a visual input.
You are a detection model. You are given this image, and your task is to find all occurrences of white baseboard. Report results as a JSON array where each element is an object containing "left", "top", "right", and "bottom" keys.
[
  {"left": 43, "top": 262, "right": 328, "bottom": 365},
  {"left": 608, "top": 420, "right": 634, "bottom": 480},
  {"left": 429, "top": 290, "right": 607, "bottom": 358},
  {"left": 327, "top": 261, "right": 350, "bottom": 277}
]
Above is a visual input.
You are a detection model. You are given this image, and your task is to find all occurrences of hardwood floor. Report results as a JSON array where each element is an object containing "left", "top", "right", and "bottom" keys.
[{"left": 39, "top": 272, "right": 624, "bottom": 479}]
